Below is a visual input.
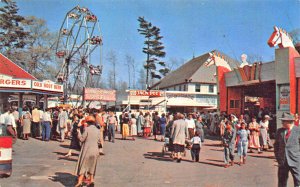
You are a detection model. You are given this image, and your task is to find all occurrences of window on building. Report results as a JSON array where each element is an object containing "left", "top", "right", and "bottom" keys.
[
  {"left": 174, "top": 86, "right": 176, "bottom": 91},
  {"left": 235, "top": 100, "right": 240, "bottom": 108},
  {"left": 179, "top": 85, "right": 182, "bottom": 91},
  {"left": 230, "top": 100, "right": 240, "bottom": 108},
  {"left": 166, "top": 88, "right": 169, "bottom": 91},
  {"left": 183, "top": 84, "right": 186, "bottom": 91},
  {"left": 209, "top": 85, "right": 214, "bottom": 93},
  {"left": 195, "top": 84, "right": 201, "bottom": 92}
]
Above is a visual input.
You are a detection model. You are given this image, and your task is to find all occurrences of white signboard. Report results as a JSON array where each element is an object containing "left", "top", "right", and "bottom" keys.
[
  {"left": 279, "top": 84, "right": 290, "bottom": 110},
  {"left": 32, "top": 80, "right": 63, "bottom": 93},
  {"left": 0, "top": 78, "right": 31, "bottom": 89}
]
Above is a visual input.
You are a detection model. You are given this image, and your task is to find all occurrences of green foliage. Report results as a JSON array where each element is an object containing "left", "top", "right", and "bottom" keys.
[
  {"left": 0, "top": 0, "right": 30, "bottom": 51},
  {"left": 137, "top": 16, "right": 169, "bottom": 87},
  {"left": 7, "top": 16, "right": 58, "bottom": 80}
]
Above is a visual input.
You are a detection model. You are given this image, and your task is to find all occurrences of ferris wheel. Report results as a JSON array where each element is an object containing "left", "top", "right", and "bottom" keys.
[{"left": 55, "top": 5, "right": 103, "bottom": 102}]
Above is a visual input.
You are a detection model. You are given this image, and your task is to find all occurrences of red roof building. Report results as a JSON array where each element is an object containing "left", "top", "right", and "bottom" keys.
[{"left": 0, "top": 53, "right": 36, "bottom": 80}]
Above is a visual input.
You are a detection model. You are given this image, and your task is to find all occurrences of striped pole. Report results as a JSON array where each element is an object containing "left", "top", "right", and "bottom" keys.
[{"left": 0, "top": 136, "right": 12, "bottom": 177}]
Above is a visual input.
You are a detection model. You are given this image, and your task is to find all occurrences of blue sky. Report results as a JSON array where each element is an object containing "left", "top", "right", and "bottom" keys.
[{"left": 16, "top": 0, "right": 300, "bottom": 85}]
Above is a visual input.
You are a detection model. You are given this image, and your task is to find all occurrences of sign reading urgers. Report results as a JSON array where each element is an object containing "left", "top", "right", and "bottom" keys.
[
  {"left": 84, "top": 88, "right": 116, "bottom": 101},
  {"left": 0, "top": 78, "right": 31, "bottom": 89},
  {"left": 0, "top": 77, "right": 63, "bottom": 94}
]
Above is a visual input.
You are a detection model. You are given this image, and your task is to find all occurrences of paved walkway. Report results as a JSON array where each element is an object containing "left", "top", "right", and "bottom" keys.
[{"left": 0, "top": 133, "right": 293, "bottom": 187}]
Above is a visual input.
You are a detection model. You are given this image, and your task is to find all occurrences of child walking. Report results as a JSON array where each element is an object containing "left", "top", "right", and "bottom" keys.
[
  {"left": 223, "top": 123, "right": 236, "bottom": 168},
  {"left": 237, "top": 122, "right": 250, "bottom": 165},
  {"left": 190, "top": 131, "right": 202, "bottom": 162}
]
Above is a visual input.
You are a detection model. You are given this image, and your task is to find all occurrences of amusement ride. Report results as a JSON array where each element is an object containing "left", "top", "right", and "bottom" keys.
[{"left": 55, "top": 6, "right": 103, "bottom": 103}]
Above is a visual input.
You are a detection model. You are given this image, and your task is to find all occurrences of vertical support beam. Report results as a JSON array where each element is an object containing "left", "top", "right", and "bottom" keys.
[
  {"left": 18, "top": 93, "right": 23, "bottom": 118},
  {"left": 36, "top": 94, "right": 40, "bottom": 109},
  {"left": 44, "top": 95, "right": 48, "bottom": 110}
]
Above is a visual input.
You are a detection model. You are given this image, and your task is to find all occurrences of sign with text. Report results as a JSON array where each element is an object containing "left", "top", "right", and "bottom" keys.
[
  {"left": 84, "top": 88, "right": 116, "bottom": 101},
  {"left": 32, "top": 80, "right": 63, "bottom": 93},
  {"left": 0, "top": 78, "right": 31, "bottom": 89},
  {"left": 130, "top": 90, "right": 163, "bottom": 97},
  {"left": 279, "top": 84, "right": 290, "bottom": 110}
]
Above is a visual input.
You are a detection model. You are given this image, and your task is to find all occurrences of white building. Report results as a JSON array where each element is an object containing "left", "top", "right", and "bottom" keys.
[{"left": 117, "top": 50, "right": 239, "bottom": 113}]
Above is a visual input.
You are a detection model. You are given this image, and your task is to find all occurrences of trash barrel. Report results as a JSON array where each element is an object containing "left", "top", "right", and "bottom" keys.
[{"left": 0, "top": 136, "right": 12, "bottom": 177}]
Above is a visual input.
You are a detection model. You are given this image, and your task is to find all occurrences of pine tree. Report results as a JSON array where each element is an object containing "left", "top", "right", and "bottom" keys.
[
  {"left": 0, "top": 0, "right": 30, "bottom": 53},
  {"left": 137, "top": 17, "right": 169, "bottom": 89}
]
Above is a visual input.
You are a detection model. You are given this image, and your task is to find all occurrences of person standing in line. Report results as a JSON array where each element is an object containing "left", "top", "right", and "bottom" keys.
[
  {"left": 236, "top": 122, "right": 250, "bottom": 165},
  {"left": 222, "top": 123, "right": 236, "bottom": 168},
  {"left": 248, "top": 116, "right": 261, "bottom": 153},
  {"left": 186, "top": 114, "right": 196, "bottom": 139},
  {"left": 195, "top": 116, "right": 205, "bottom": 143},
  {"left": 137, "top": 111, "right": 144, "bottom": 137},
  {"left": 38, "top": 107, "right": 44, "bottom": 138},
  {"left": 41, "top": 108, "right": 52, "bottom": 141},
  {"left": 75, "top": 115, "right": 100, "bottom": 187},
  {"left": 58, "top": 107, "right": 68, "bottom": 142},
  {"left": 159, "top": 113, "right": 167, "bottom": 142},
  {"left": 171, "top": 113, "right": 189, "bottom": 163},
  {"left": 143, "top": 113, "right": 151, "bottom": 138},
  {"left": 107, "top": 111, "right": 118, "bottom": 142},
  {"left": 190, "top": 131, "right": 202, "bottom": 162},
  {"left": 152, "top": 112, "right": 160, "bottom": 140},
  {"left": 0, "top": 107, "right": 9, "bottom": 136},
  {"left": 129, "top": 114, "right": 137, "bottom": 140},
  {"left": 21, "top": 107, "right": 31, "bottom": 140},
  {"left": 31, "top": 106, "right": 40, "bottom": 138},
  {"left": 119, "top": 112, "right": 125, "bottom": 136},
  {"left": 65, "top": 114, "right": 81, "bottom": 157},
  {"left": 274, "top": 113, "right": 300, "bottom": 187},
  {"left": 51, "top": 107, "right": 59, "bottom": 140},
  {"left": 121, "top": 113, "right": 130, "bottom": 140},
  {"left": 259, "top": 115, "right": 271, "bottom": 151},
  {"left": 3, "top": 107, "right": 17, "bottom": 142},
  {"left": 95, "top": 110, "right": 105, "bottom": 155},
  {"left": 12, "top": 107, "right": 20, "bottom": 139},
  {"left": 102, "top": 111, "right": 108, "bottom": 141},
  {"left": 294, "top": 113, "right": 299, "bottom": 127}
]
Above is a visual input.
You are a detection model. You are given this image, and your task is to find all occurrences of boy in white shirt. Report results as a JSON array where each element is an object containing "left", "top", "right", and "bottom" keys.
[{"left": 190, "top": 131, "right": 202, "bottom": 162}]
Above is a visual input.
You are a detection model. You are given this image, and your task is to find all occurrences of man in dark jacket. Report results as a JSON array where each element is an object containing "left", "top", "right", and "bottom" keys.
[{"left": 274, "top": 113, "right": 300, "bottom": 187}]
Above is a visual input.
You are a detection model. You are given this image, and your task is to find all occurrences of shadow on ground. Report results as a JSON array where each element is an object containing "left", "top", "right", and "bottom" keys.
[
  {"left": 248, "top": 154, "right": 275, "bottom": 159},
  {"left": 144, "top": 151, "right": 195, "bottom": 163},
  {"left": 49, "top": 172, "right": 77, "bottom": 187},
  {"left": 53, "top": 151, "right": 78, "bottom": 162}
]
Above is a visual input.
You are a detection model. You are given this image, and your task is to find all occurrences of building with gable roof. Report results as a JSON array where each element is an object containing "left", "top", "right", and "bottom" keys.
[
  {"left": 116, "top": 50, "right": 239, "bottom": 113},
  {"left": 0, "top": 53, "right": 63, "bottom": 112}
]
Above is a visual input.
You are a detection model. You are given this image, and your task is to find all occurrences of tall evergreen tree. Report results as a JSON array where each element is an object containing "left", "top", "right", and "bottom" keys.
[
  {"left": 0, "top": 0, "right": 30, "bottom": 53},
  {"left": 137, "top": 16, "right": 169, "bottom": 89}
]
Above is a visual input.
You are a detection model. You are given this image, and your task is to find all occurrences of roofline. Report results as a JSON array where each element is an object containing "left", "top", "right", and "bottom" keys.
[
  {"left": 0, "top": 53, "right": 37, "bottom": 80},
  {"left": 154, "top": 81, "right": 217, "bottom": 90}
]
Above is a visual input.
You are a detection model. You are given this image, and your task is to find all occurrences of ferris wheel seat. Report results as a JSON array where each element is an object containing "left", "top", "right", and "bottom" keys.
[
  {"left": 61, "top": 29, "right": 70, "bottom": 35},
  {"left": 89, "top": 36, "right": 102, "bottom": 45},
  {"left": 56, "top": 51, "right": 66, "bottom": 58},
  {"left": 86, "top": 15, "right": 97, "bottom": 22},
  {"left": 68, "top": 13, "right": 80, "bottom": 19},
  {"left": 77, "top": 6, "right": 89, "bottom": 13}
]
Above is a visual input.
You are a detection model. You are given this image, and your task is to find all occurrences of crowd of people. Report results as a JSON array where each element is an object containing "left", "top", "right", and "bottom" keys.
[{"left": 1, "top": 105, "right": 300, "bottom": 186}]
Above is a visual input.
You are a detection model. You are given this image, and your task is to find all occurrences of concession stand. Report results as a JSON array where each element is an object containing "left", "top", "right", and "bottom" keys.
[{"left": 0, "top": 53, "right": 63, "bottom": 112}]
